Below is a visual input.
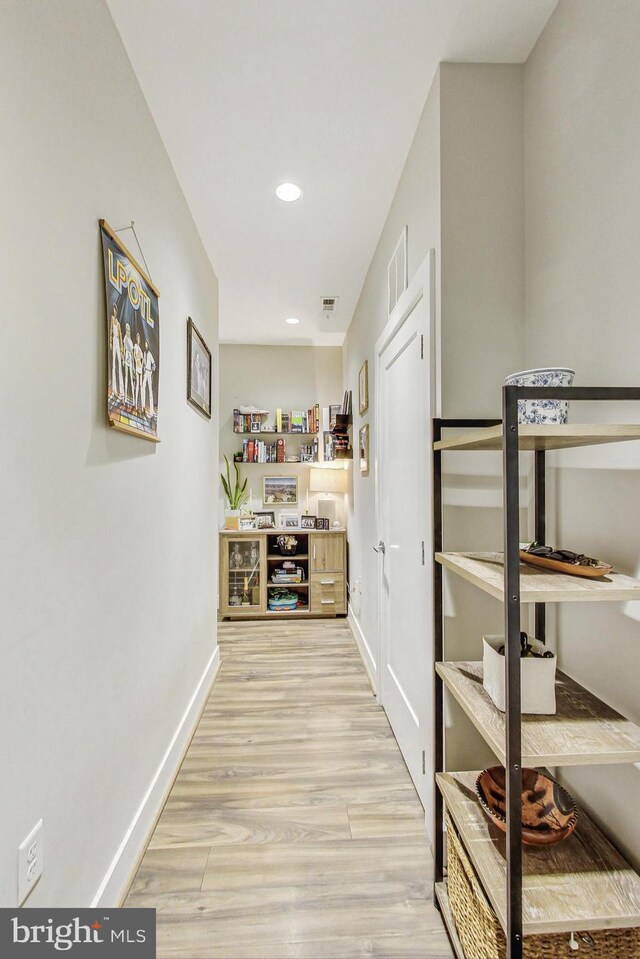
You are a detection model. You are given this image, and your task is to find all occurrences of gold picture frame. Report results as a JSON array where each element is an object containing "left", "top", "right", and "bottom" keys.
[{"left": 358, "top": 360, "right": 369, "bottom": 415}]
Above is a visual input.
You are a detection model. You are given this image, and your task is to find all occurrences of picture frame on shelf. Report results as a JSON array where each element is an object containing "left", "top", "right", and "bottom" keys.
[
  {"left": 358, "top": 360, "right": 369, "bottom": 415},
  {"left": 238, "top": 515, "right": 257, "bottom": 531},
  {"left": 300, "top": 515, "right": 316, "bottom": 530},
  {"left": 263, "top": 475, "right": 298, "bottom": 506},
  {"left": 254, "top": 510, "right": 276, "bottom": 529},
  {"left": 359, "top": 423, "right": 369, "bottom": 473},
  {"left": 315, "top": 517, "right": 329, "bottom": 530},
  {"left": 186, "top": 317, "right": 212, "bottom": 419},
  {"left": 280, "top": 512, "right": 299, "bottom": 529}
]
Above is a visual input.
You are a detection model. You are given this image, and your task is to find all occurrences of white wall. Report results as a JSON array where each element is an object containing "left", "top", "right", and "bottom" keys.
[
  {"left": 0, "top": 0, "right": 219, "bottom": 907},
  {"left": 524, "top": 0, "right": 640, "bottom": 868},
  {"left": 343, "top": 66, "right": 525, "bottom": 760},
  {"left": 218, "top": 345, "right": 344, "bottom": 528}
]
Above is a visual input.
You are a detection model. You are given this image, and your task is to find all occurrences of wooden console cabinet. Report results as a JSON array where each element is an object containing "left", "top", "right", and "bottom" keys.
[{"left": 219, "top": 529, "right": 347, "bottom": 619}]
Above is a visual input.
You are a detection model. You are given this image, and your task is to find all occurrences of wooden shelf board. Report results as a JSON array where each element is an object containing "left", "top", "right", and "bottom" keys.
[
  {"left": 268, "top": 582, "right": 309, "bottom": 587},
  {"left": 436, "top": 551, "right": 640, "bottom": 603},
  {"left": 267, "top": 553, "right": 309, "bottom": 560},
  {"left": 434, "top": 882, "right": 465, "bottom": 959},
  {"left": 434, "top": 423, "right": 640, "bottom": 452},
  {"left": 437, "top": 770, "right": 640, "bottom": 936},
  {"left": 436, "top": 662, "right": 640, "bottom": 766}
]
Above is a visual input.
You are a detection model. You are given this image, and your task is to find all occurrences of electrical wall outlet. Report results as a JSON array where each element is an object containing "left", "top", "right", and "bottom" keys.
[{"left": 18, "top": 819, "right": 43, "bottom": 905}]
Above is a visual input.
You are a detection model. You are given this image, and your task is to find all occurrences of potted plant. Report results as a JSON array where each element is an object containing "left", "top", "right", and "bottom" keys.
[{"left": 220, "top": 455, "right": 248, "bottom": 529}]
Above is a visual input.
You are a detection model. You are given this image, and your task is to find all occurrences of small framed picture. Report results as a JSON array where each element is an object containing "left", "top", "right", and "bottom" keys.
[
  {"left": 187, "top": 318, "right": 212, "bottom": 418},
  {"left": 359, "top": 423, "right": 369, "bottom": 473},
  {"left": 263, "top": 475, "right": 298, "bottom": 506},
  {"left": 255, "top": 511, "right": 275, "bottom": 529},
  {"left": 315, "top": 517, "right": 329, "bottom": 530},
  {"left": 239, "top": 515, "right": 257, "bottom": 531},
  {"left": 300, "top": 453, "right": 314, "bottom": 463},
  {"left": 280, "top": 512, "right": 299, "bottom": 529},
  {"left": 300, "top": 515, "right": 316, "bottom": 530},
  {"left": 358, "top": 360, "right": 369, "bottom": 415}
]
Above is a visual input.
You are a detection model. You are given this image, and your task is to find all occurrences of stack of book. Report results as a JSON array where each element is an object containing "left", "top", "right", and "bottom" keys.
[
  {"left": 233, "top": 410, "right": 267, "bottom": 432},
  {"left": 242, "top": 439, "right": 278, "bottom": 463},
  {"left": 271, "top": 563, "right": 304, "bottom": 584},
  {"left": 275, "top": 405, "right": 320, "bottom": 433}
]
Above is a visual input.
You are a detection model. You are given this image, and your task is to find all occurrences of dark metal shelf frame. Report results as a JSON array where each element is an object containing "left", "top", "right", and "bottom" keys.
[{"left": 432, "top": 385, "right": 640, "bottom": 959}]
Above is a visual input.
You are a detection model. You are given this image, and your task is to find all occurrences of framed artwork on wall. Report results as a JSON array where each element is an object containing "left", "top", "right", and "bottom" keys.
[
  {"left": 187, "top": 317, "right": 212, "bottom": 418},
  {"left": 359, "top": 423, "right": 369, "bottom": 473},
  {"left": 358, "top": 360, "right": 369, "bottom": 415},
  {"left": 100, "top": 219, "right": 160, "bottom": 442},
  {"left": 263, "top": 475, "right": 298, "bottom": 506}
]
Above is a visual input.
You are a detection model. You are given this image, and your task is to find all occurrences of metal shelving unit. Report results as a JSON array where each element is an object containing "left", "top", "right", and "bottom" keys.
[{"left": 432, "top": 386, "right": 640, "bottom": 959}]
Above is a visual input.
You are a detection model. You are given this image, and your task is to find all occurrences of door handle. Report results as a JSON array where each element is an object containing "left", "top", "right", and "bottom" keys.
[{"left": 373, "top": 541, "right": 386, "bottom": 554}]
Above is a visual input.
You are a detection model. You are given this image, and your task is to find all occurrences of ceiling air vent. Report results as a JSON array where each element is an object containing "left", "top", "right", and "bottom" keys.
[{"left": 320, "top": 296, "right": 339, "bottom": 320}]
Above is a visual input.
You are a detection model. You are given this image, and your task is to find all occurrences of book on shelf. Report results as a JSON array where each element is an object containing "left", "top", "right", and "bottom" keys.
[{"left": 234, "top": 404, "right": 321, "bottom": 435}]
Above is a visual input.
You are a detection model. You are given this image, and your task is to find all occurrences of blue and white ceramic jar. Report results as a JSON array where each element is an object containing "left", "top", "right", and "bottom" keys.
[{"left": 504, "top": 367, "right": 575, "bottom": 424}]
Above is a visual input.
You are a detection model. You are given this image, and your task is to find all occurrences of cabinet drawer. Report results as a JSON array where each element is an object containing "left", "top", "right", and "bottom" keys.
[{"left": 310, "top": 572, "right": 346, "bottom": 614}]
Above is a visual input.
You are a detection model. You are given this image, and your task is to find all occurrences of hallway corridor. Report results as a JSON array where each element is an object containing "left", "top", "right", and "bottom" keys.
[{"left": 125, "top": 621, "right": 451, "bottom": 958}]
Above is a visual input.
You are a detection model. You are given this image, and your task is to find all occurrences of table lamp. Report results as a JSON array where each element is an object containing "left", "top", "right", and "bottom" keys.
[{"left": 309, "top": 467, "right": 348, "bottom": 527}]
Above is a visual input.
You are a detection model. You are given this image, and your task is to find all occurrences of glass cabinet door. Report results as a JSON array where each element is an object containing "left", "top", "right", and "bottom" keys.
[{"left": 226, "top": 537, "right": 262, "bottom": 609}]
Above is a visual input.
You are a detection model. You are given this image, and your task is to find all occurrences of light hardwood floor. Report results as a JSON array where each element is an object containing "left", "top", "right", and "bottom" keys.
[{"left": 125, "top": 620, "right": 452, "bottom": 959}]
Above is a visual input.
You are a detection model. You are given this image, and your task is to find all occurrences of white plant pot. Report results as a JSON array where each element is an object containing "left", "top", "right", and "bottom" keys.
[
  {"left": 482, "top": 635, "right": 557, "bottom": 715},
  {"left": 504, "top": 367, "right": 575, "bottom": 425}
]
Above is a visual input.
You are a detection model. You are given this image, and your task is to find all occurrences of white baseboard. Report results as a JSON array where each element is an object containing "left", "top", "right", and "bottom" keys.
[
  {"left": 91, "top": 645, "right": 221, "bottom": 907},
  {"left": 347, "top": 605, "right": 377, "bottom": 694}
]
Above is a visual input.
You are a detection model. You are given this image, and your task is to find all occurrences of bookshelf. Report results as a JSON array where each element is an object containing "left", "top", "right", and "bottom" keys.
[{"left": 231, "top": 399, "right": 352, "bottom": 464}]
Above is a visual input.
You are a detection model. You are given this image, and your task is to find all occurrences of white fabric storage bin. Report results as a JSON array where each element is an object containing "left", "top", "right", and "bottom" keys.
[{"left": 482, "top": 634, "right": 557, "bottom": 715}]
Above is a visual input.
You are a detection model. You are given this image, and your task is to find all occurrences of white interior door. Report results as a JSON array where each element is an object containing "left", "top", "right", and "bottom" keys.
[{"left": 376, "top": 256, "right": 435, "bottom": 838}]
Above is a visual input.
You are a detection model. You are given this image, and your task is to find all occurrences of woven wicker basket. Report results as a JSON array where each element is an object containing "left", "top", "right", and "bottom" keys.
[{"left": 446, "top": 814, "right": 640, "bottom": 959}]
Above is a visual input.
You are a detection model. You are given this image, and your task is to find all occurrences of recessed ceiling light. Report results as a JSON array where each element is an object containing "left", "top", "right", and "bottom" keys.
[
  {"left": 276, "top": 182, "right": 303, "bottom": 202},
  {"left": 285, "top": 317, "right": 300, "bottom": 325}
]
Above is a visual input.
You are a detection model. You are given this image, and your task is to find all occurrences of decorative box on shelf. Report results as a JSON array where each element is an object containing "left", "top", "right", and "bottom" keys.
[{"left": 482, "top": 634, "right": 556, "bottom": 715}]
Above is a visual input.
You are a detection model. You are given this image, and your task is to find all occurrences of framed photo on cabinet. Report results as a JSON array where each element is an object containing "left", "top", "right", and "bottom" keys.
[
  {"left": 358, "top": 360, "right": 369, "bottom": 415},
  {"left": 100, "top": 219, "right": 160, "bottom": 442},
  {"left": 187, "top": 317, "right": 212, "bottom": 418}
]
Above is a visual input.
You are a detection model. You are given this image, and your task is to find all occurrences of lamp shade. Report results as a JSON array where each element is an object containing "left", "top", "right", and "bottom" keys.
[{"left": 309, "top": 467, "right": 348, "bottom": 494}]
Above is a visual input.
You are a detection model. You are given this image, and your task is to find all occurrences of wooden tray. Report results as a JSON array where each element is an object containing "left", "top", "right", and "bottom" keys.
[{"left": 520, "top": 551, "right": 612, "bottom": 579}]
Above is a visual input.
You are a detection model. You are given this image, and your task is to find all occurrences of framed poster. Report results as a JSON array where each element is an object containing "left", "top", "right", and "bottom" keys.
[
  {"left": 187, "top": 318, "right": 212, "bottom": 418},
  {"left": 359, "top": 423, "right": 369, "bottom": 473},
  {"left": 100, "top": 220, "right": 160, "bottom": 442},
  {"left": 358, "top": 360, "right": 369, "bottom": 415},
  {"left": 263, "top": 475, "right": 298, "bottom": 506}
]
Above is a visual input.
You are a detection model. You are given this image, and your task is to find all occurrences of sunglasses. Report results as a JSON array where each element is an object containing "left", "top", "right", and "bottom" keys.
[{"left": 524, "top": 544, "right": 600, "bottom": 567}]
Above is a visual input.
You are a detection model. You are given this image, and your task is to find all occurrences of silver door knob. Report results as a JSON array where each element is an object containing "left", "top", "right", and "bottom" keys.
[{"left": 373, "top": 541, "right": 386, "bottom": 554}]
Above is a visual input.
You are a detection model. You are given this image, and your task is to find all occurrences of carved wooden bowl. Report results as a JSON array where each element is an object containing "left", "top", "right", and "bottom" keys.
[{"left": 476, "top": 766, "right": 578, "bottom": 846}]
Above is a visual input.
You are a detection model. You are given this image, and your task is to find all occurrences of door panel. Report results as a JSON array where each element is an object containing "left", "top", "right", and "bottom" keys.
[{"left": 377, "top": 269, "right": 433, "bottom": 837}]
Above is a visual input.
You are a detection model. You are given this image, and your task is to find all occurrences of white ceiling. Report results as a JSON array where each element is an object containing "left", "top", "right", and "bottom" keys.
[{"left": 107, "top": 0, "right": 556, "bottom": 346}]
